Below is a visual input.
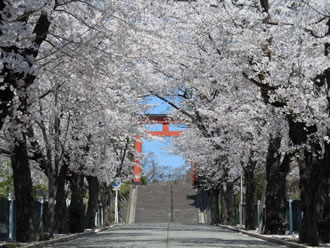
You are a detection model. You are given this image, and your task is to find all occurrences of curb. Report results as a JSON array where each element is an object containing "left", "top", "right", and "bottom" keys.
[
  {"left": 2, "top": 224, "right": 121, "bottom": 248},
  {"left": 217, "top": 224, "right": 310, "bottom": 248}
]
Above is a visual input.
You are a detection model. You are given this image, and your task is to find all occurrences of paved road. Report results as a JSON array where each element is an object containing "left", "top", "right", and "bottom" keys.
[{"left": 48, "top": 223, "right": 285, "bottom": 248}]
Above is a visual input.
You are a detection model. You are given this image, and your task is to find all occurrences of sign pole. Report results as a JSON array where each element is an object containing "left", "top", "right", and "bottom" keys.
[
  {"left": 113, "top": 178, "right": 121, "bottom": 224},
  {"left": 115, "top": 190, "right": 118, "bottom": 223}
]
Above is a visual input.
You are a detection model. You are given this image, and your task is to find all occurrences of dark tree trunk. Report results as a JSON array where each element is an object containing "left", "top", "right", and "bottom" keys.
[
  {"left": 100, "top": 183, "right": 113, "bottom": 225},
  {"left": 85, "top": 176, "right": 99, "bottom": 229},
  {"left": 263, "top": 136, "right": 290, "bottom": 235},
  {"left": 319, "top": 142, "right": 330, "bottom": 243},
  {"left": 299, "top": 153, "right": 324, "bottom": 246},
  {"left": 298, "top": 146, "right": 330, "bottom": 246},
  {"left": 9, "top": 91, "right": 36, "bottom": 242},
  {"left": 208, "top": 187, "right": 220, "bottom": 224},
  {"left": 288, "top": 119, "right": 329, "bottom": 246},
  {"left": 55, "top": 164, "right": 69, "bottom": 234},
  {"left": 68, "top": 173, "right": 85, "bottom": 233},
  {"left": 47, "top": 168, "right": 56, "bottom": 236},
  {"left": 220, "top": 182, "right": 236, "bottom": 225},
  {"left": 11, "top": 135, "right": 36, "bottom": 242},
  {"left": 244, "top": 159, "right": 257, "bottom": 230},
  {"left": 319, "top": 182, "right": 330, "bottom": 242}
]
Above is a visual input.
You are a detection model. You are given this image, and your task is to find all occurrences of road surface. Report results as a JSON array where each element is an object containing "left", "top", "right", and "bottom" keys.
[{"left": 48, "top": 223, "right": 285, "bottom": 248}]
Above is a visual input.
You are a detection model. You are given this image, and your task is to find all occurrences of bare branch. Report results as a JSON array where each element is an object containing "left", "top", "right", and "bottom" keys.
[
  {"left": 0, "top": 148, "right": 10, "bottom": 156},
  {"left": 152, "top": 92, "right": 194, "bottom": 120}
]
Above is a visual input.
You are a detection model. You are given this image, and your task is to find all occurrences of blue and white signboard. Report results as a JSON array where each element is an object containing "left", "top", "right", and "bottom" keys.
[
  {"left": 113, "top": 178, "right": 121, "bottom": 223},
  {"left": 113, "top": 179, "right": 121, "bottom": 191}
]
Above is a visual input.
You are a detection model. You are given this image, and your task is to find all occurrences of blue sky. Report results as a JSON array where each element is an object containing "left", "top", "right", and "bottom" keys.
[
  {"left": 143, "top": 138, "right": 186, "bottom": 169},
  {"left": 142, "top": 97, "right": 187, "bottom": 170}
]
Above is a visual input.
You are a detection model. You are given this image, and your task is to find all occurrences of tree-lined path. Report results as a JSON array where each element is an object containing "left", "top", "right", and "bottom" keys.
[
  {"left": 48, "top": 224, "right": 283, "bottom": 248},
  {"left": 1, "top": 0, "right": 329, "bottom": 246}
]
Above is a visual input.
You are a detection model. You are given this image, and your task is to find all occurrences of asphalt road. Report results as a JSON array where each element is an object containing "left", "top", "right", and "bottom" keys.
[{"left": 48, "top": 223, "right": 285, "bottom": 248}]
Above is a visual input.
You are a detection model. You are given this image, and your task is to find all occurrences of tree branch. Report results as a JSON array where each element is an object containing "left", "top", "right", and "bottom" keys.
[{"left": 152, "top": 92, "right": 195, "bottom": 120}]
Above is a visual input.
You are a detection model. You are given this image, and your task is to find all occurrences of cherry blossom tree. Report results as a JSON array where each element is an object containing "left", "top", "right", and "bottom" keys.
[
  {"left": 1, "top": 0, "right": 143, "bottom": 240},
  {"left": 0, "top": 0, "right": 54, "bottom": 241},
  {"left": 220, "top": 0, "right": 329, "bottom": 244},
  {"left": 129, "top": 1, "right": 329, "bottom": 244}
]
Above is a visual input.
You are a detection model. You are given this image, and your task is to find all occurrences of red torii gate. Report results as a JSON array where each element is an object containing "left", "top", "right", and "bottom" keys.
[{"left": 134, "top": 114, "right": 195, "bottom": 184}]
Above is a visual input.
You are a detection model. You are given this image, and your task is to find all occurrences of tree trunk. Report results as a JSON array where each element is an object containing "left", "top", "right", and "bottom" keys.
[
  {"left": 258, "top": 183, "right": 267, "bottom": 233},
  {"left": 220, "top": 182, "right": 236, "bottom": 225},
  {"left": 49, "top": 84, "right": 61, "bottom": 236},
  {"left": 299, "top": 157, "right": 322, "bottom": 246},
  {"left": 314, "top": 20, "right": 330, "bottom": 244},
  {"left": 298, "top": 150, "right": 329, "bottom": 246},
  {"left": 9, "top": 92, "right": 36, "bottom": 242},
  {"left": 55, "top": 164, "right": 69, "bottom": 234},
  {"left": 244, "top": 159, "right": 257, "bottom": 230},
  {"left": 319, "top": 187, "right": 330, "bottom": 242},
  {"left": 85, "top": 176, "right": 99, "bottom": 229},
  {"left": 208, "top": 187, "right": 220, "bottom": 224},
  {"left": 100, "top": 183, "right": 113, "bottom": 225},
  {"left": 288, "top": 119, "right": 329, "bottom": 246},
  {"left": 263, "top": 136, "right": 290, "bottom": 235},
  {"left": 47, "top": 169, "right": 56, "bottom": 236},
  {"left": 68, "top": 173, "right": 85, "bottom": 233},
  {"left": 319, "top": 141, "right": 330, "bottom": 243},
  {"left": 11, "top": 135, "right": 36, "bottom": 242}
]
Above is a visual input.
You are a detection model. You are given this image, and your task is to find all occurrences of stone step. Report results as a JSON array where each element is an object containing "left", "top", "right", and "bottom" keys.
[{"left": 134, "top": 184, "right": 199, "bottom": 224}]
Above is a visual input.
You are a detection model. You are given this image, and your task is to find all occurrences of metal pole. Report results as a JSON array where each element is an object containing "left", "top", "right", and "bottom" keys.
[
  {"left": 100, "top": 205, "right": 103, "bottom": 226},
  {"left": 39, "top": 196, "right": 44, "bottom": 233},
  {"left": 95, "top": 211, "right": 98, "bottom": 227},
  {"left": 8, "top": 193, "right": 14, "bottom": 240},
  {"left": 239, "top": 174, "right": 243, "bottom": 229},
  {"left": 115, "top": 190, "right": 118, "bottom": 224},
  {"left": 289, "top": 198, "right": 293, "bottom": 234},
  {"left": 257, "top": 200, "right": 260, "bottom": 226},
  {"left": 98, "top": 204, "right": 101, "bottom": 225}
]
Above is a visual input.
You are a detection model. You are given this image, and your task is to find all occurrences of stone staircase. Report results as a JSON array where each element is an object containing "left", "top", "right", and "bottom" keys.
[
  {"left": 133, "top": 184, "right": 199, "bottom": 224},
  {"left": 172, "top": 184, "right": 199, "bottom": 223}
]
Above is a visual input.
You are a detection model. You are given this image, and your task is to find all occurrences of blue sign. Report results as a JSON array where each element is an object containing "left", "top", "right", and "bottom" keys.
[
  {"left": 113, "top": 180, "right": 121, "bottom": 190},
  {"left": 113, "top": 181, "right": 121, "bottom": 187}
]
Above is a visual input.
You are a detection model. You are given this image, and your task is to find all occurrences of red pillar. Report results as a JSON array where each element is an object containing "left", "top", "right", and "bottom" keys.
[
  {"left": 163, "top": 123, "right": 169, "bottom": 132},
  {"left": 134, "top": 135, "right": 142, "bottom": 184}
]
